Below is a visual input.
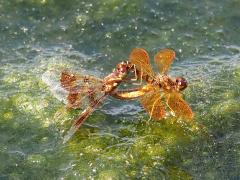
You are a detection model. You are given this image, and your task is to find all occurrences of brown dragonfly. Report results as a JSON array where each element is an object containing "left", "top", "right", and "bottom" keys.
[
  {"left": 42, "top": 48, "right": 194, "bottom": 143},
  {"left": 112, "top": 48, "right": 194, "bottom": 121},
  {"left": 42, "top": 61, "right": 136, "bottom": 143}
]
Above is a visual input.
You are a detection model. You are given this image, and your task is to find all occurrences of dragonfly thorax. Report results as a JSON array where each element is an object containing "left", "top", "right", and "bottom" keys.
[
  {"left": 103, "top": 61, "right": 134, "bottom": 94},
  {"left": 155, "top": 74, "right": 177, "bottom": 91}
]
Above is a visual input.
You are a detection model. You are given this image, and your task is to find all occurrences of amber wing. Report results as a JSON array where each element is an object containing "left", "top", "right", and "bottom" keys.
[
  {"left": 154, "top": 49, "right": 176, "bottom": 74},
  {"left": 60, "top": 71, "right": 105, "bottom": 109},
  {"left": 166, "top": 92, "right": 194, "bottom": 120},
  {"left": 140, "top": 84, "right": 166, "bottom": 120},
  {"left": 129, "top": 48, "right": 155, "bottom": 79}
]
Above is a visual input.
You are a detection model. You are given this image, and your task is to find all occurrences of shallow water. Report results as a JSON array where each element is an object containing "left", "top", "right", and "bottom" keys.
[{"left": 0, "top": 0, "right": 240, "bottom": 179}]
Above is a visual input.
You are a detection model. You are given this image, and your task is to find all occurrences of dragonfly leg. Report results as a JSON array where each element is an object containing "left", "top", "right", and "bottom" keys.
[
  {"left": 165, "top": 94, "right": 176, "bottom": 116},
  {"left": 119, "top": 65, "right": 143, "bottom": 85},
  {"left": 147, "top": 94, "right": 164, "bottom": 122},
  {"left": 130, "top": 65, "right": 143, "bottom": 85}
]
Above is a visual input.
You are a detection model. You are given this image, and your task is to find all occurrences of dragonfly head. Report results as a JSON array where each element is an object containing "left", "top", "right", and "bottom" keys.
[
  {"left": 116, "top": 61, "right": 132, "bottom": 75},
  {"left": 175, "top": 77, "right": 188, "bottom": 91}
]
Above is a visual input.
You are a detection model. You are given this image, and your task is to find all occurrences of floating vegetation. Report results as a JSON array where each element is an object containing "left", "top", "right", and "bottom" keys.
[{"left": 0, "top": 0, "right": 240, "bottom": 179}]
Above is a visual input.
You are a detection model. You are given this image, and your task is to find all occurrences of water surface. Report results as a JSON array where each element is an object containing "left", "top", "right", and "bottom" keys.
[{"left": 0, "top": 0, "right": 240, "bottom": 179}]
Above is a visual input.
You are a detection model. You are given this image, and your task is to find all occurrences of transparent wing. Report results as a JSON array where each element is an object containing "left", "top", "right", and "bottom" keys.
[
  {"left": 42, "top": 70, "right": 105, "bottom": 110},
  {"left": 129, "top": 48, "right": 155, "bottom": 79},
  {"left": 42, "top": 70, "right": 69, "bottom": 104},
  {"left": 154, "top": 49, "right": 176, "bottom": 74},
  {"left": 140, "top": 84, "right": 166, "bottom": 120},
  {"left": 166, "top": 92, "right": 194, "bottom": 120}
]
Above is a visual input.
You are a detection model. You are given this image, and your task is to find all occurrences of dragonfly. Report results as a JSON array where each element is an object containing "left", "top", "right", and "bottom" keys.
[
  {"left": 42, "top": 61, "right": 137, "bottom": 143},
  {"left": 42, "top": 48, "right": 194, "bottom": 143},
  {"left": 111, "top": 48, "right": 194, "bottom": 121}
]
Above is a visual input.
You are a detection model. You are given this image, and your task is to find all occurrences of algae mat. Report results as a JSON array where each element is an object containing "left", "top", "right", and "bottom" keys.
[{"left": 0, "top": 0, "right": 239, "bottom": 179}]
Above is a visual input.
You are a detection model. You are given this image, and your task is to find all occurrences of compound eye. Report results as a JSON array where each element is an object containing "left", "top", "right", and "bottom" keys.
[
  {"left": 117, "top": 63, "right": 127, "bottom": 73},
  {"left": 121, "top": 64, "right": 127, "bottom": 73},
  {"left": 116, "top": 64, "right": 121, "bottom": 71},
  {"left": 176, "top": 77, "right": 188, "bottom": 91}
]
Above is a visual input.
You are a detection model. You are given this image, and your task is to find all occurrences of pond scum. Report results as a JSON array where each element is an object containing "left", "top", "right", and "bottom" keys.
[
  {"left": 0, "top": 0, "right": 240, "bottom": 179},
  {"left": 0, "top": 50, "right": 239, "bottom": 179}
]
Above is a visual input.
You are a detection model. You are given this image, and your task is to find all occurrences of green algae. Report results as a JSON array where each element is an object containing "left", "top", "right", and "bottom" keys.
[
  {"left": 1, "top": 0, "right": 240, "bottom": 179},
  {"left": 1, "top": 62, "right": 239, "bottom": 179}
]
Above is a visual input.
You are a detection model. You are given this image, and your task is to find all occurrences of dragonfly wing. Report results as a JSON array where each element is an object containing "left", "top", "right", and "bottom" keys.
[
  {"left": 63, "top": 94, "right": 108, "bottom": 143},
  {"left": 166, "top": 92, "right": 194, "bottom": 120},
  {"left": 60, "top": 71, "right": 105, "bottom": 109},
  {"left": 129, "top": 48, "right": 155, "bottom": 79},
  {"left": 140, "top": 85, "right": 166, "bottom": 120},
  {"left": 154, "top": 49, "right": 176, "bottom": 74},
  {"left": 42, "top": 70, "right": 105, "bottom": 110},
  {"left": 42, "top": 70, "right": 69, "bottom": 104},
  {"left": 60, "top": 71, "right": 103, "bottom": 91}
]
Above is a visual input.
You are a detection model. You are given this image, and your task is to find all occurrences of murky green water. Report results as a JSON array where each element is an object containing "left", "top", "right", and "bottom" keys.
[{"left": 0, "top": 0, "right": 240, "bottom": 179}]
